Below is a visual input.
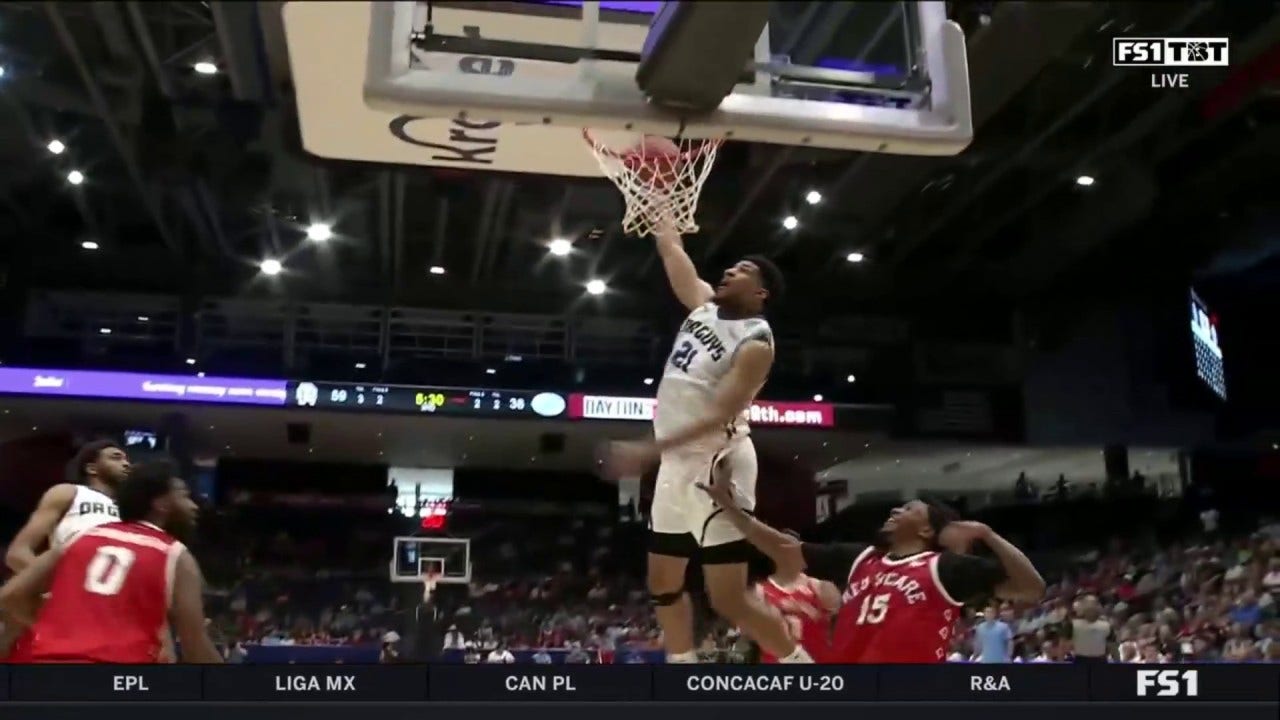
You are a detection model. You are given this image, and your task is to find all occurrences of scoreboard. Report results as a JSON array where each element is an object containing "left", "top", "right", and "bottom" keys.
[{"left": 1, "top": 663, "right": 1277, "bottom": 717}]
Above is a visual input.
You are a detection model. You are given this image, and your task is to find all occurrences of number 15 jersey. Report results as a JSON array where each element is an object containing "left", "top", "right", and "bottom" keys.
[
  {"left": 656, "top": 302, "right": 772, "bottom": 446},
  {"left": 28, "top": 521, "right": 185, "bottom": 663}
]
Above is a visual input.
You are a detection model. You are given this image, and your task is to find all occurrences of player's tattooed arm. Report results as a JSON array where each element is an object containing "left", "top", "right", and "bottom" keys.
[
  {"left": 0, "top": 545, "right": 63, "bottom": 625},
  {"left": 938, "top": 522, "right": 1045, "bottom": 603},
  {"left": 5, "top": 484, "right": 77, "bottom": 572},
  {"left": 654, "top": 220, "right": 714, "bottom": 311},
  {"left": 170, "top": 550, "right": 224, "bottom": 663}
]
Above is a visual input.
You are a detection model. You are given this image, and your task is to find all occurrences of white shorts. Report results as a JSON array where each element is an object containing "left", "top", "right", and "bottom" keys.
[{"left": 650, "top": 435, "right": 757, "bottom": 549}]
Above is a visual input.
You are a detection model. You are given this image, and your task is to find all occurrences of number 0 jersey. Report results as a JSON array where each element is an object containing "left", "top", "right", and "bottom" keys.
[
  {"left": 28, "top": 521, "right": 184, "bottom": 663},
  {"left": 656, "top": 302, "right": 772, "bottom": 445}
]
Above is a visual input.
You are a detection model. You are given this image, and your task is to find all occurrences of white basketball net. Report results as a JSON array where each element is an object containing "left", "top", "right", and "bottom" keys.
[{"left": 584, "top": 130, "right": 722, "bottom": 237}]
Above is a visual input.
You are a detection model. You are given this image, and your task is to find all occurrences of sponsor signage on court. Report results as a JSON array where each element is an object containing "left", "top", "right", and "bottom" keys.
[
  {"left": 568, "top": 393, "right": 836, "bottom": 427},
  {"left": 0, "top": 664, "right": 1274, "bottom": 702},
  {"left": 0, "top": 367, "right": 287, "bottom": 406}
]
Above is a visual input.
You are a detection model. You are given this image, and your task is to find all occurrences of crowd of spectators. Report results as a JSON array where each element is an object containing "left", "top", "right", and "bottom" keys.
[
  {"left": 6, "top": 484, "right": 1280, "bottom": 665},
  {"left": 948, "top": 523, "right": 1280, "bottom": 663}
]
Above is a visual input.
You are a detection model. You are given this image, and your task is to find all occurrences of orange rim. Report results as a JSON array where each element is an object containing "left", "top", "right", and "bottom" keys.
[{"left": 582, "top": 128, "right": 718, "bottom": 163}]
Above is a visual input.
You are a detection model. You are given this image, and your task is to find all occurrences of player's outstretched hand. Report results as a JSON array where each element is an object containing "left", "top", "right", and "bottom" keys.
[
  {"left": 695, "top": 478, "right": 738, "bottom": 510},
  {"left": 597, "top": 440, "right": 659, "bottom": 481},
  {"left": 938, "top": 520, "right": 991, "bottom": 554}
]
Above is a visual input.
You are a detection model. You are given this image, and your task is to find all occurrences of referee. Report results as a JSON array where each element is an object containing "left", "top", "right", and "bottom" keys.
[{"left": 1066, "top": 594, "right": 1114, "bottom": 663}]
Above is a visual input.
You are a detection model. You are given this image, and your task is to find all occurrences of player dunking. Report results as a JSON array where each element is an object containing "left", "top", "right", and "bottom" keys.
[
  {"left": 602, "top": 221, "right": 812, "bottom": 664},
  {"left": 700, "top": 481, "right": 1046, "bottom": 663},
  {"left": 755, "top": 530, "right": 839, "bottom": 663},
  {"left": 1, "top": 439, "right": 129, "bottom": 661},
  {"left": 0, "top": 461, "right": 222, "bottom": 663}
]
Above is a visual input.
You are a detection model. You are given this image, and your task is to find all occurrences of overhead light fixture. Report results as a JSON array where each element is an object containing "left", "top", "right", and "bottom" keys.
[
  {"left": 1075, "top": 175, "right": 1095, "bottom": 187},
  {"left": 782, "top": 216, "right": 799, "bottom": 231},
  {"left": 80, "top": 240, "right": 99, "bottom": 250},
  {"left": 428, "top": 265, "right": 446, "bottom": 275},
  {"left": 185, "top": 358, "right": 196, "bottom": 365},
  {"left": 846, "top": 252, "right": 865, "bottom": 263},
  {"left": 643, "top": 377, "right": 654, "bottom": 386},
  {"left": 813, "top": 394, "right": 824, "bottom": 402},
  {"left": 260, "top": 258, "right": 283, "bottom": 275},
  {"left": 846, "top": 374, "right": 856, "bottom": 383},
  {"left": 805, "top": 190, "right": 823, "bottom": 205},
  {"left": 585, "top": 279, "right": 606, "bottom": 295},
  {"left": 355, "top": 362, "right": 367, "bottom": 369},
  {"left": 485, "top": 368, "right": 496, "bottom": 375},
  {"left": 66, "top": 170, "right": 85, "bottom": 185},
  {"left": 306, "top": 223, "right": 332, "bottom": 242},
  {"left": 137, "top": 315, "right": 150, "bottom": 322},
  {"left": 197, "top": 372, "right": 206, "bottom": 378},
  {"left": 47, "top": 139, "right": 66, "bottom": 155},
  {"left": 0, "top": 66, "right": 6, "bottom": 79},
  {"left": 98, "top": 327, "right": 112, "bottom": 335},
  {"left": 193, "top": 61, "right": 218, "bottom": 75},
  {"left": 548, "top": 238, "right": 572, "bottom": 256}
]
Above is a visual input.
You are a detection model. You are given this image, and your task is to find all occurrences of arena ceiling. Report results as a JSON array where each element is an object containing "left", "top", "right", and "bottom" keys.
[{"left": 0, "top": 1, "right": 1278, "bottom": 328}]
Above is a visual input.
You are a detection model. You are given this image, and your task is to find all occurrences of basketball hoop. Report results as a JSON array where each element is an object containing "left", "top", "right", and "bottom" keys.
[{"left": 583, "top": 130, "right": 721, "bottom": 237}]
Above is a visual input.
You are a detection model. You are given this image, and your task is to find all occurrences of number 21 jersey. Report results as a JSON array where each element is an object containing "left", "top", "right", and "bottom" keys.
[
  {"left": 830, "top": 548, "right": 963, "bottom": 663},
  {"left": 28, "top": 521, "right": 185, "bottom": 663},
  {"left": 656, "top": 303, "right": 772, "bottom": 444}
]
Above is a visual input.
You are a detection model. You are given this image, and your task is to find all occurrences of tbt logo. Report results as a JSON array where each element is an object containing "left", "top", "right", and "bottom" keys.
[
  {"left": 1136, "top": 669, "right": 1199, "bottom": 698},
  {"left": 1112, "top": 38, "right": 1229, "bottom": 67}
]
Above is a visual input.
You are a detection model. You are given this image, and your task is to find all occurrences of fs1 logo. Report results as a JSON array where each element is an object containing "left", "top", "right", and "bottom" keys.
[
  {"left": 1113, "top": 38, "right": 1228, "bottom": 89},
  {"left": 1112, "top": 38, "right": 1230, "bottom": 66},
  {"left": 1136, "top": 669, "right": 1199, "bottom": 697}
]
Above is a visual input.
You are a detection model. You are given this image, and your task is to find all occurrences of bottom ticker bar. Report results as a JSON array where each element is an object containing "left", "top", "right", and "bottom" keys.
[{"left": 0, "top": 663, "right": 1277, "bottom": 703}]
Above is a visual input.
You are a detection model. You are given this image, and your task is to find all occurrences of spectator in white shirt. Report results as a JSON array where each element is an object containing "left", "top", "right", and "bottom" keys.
[
  {"left": 486, "top": 644, "right": 516, "bottom": 664},
  {"left": 443, "top": 625, "right": 467, "bottom": 650}
]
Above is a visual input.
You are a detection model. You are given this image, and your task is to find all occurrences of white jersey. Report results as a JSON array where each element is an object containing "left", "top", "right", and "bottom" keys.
[
  {"left": 655, "top": 302, "right": 772, "bottom": 445},
  {"left": 50, "top": 485, "right": 119, "bottom": 548}
]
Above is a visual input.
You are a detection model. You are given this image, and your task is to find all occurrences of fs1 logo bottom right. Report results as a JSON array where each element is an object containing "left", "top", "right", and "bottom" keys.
[{"left": 1136, "top": 669, "right": 1199, "bottom": 698}]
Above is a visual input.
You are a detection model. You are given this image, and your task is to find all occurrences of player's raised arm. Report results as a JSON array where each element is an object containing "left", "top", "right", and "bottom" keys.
[
  {"left": 654, "top": 221, "right": 714, "bottom": 311},
  {"left": 169, "top": 549, "right": 223, "bottom": 663},
  {"left": 5, "top": 484, "right": 77, "bottom": 572},
  {"left": 0, "top": 546, "right": 63, "bottom": 625}
]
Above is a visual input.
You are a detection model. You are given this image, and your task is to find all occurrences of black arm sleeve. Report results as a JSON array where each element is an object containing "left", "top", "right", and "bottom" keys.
[
  {"left": 935, "top": 552, "right": 1008, "bottom": 605},
  {"left": 801, "top": 542, "right": 870, "bottom": 589}
]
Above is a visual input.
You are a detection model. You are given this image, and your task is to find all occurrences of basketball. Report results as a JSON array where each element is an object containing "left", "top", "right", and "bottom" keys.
[{"left": 624, "top": 136, "right": 682, "bottom": 189}]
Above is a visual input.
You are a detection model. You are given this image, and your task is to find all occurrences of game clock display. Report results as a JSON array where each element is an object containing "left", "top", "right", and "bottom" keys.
[{"left": 287, "top": 381, "right": 568, "bottom": 419}]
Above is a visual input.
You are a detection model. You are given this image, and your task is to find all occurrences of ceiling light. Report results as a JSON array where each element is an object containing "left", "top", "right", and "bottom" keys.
[
  {"left": 260, "top": 258, "right": 283, "bottom": 275},
  {"left": 193, "top": 61, "right": 218, "bottom": 75},
  {"left": 137, "top": 315, "right": 150, "bottom": 322},
  {"left": 585, "top": 279, "right": 606, "bottom": 295},
  {"left": 197, "top": 372, "right": 206, "bottom": 378},
  {"left": 66, "top": 170, "right": 84, "bottom": 185},
  {"left": 46, "top": 139, "right": 65, "bottom": 155},
  {"left": 0, "top": 66, "right": 6, "bottom": 79},
  {"left": 548, "top": 238, "right": 572, "bottom": 256},
  {"left": 782, "top": 216, "right": 799, "bottom": 231},
  {"left": 1075, "top": 175, "right": 1095, "bottom": 187},
  {"left": 355, "top": 362, "right": 367, "bottom": 369},
  {"left": 429, "top": 265, "right": 446, "bottom": 275},
  {"left": 846, "top": 374, "right": 856, "bottom": 383},
  {"left": 485, "top": 368, "right": 496, "bottom": 375},
  {"left": 813, "top": 394, "right": 823, "bottom": 402},
  {"left": 643, "top": 377, "right": 654, "bottom": 386},
  {"left": 80, "top": 240, "right": 99, "bottom": 250},
  {"left": 185, "top": 358, "right": 196, "bottom": 365},
  {"left": 306, "top": 223, "right": 332, "bottom": 242},
  {"left": 805, "top": 190, "right": 822, "bottom": 205},
  {"left": 846, "top": 252, "right": 865, "bottom": 263},
  {"left": 99, "top": 327, "right": 111, "bottom": 335}
]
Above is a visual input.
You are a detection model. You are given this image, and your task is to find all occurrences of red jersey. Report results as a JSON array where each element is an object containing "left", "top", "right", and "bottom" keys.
[
  {"left": 757, "top": 575, "right": 832, "bottom": 662},
  {"left": 27, "top": 522, "right": 184, "bottom": 663},
  {"left": 830, "top": 548, "right": 963, "bottom": 663}
]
